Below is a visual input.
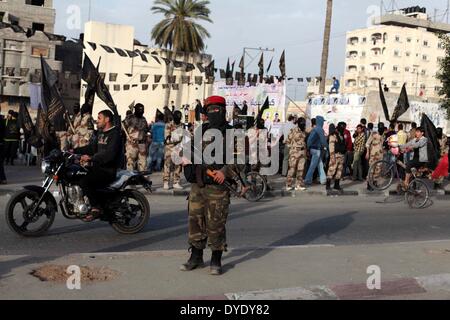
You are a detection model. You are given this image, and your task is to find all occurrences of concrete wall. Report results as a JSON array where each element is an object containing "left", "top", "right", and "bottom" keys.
[{"left": 82, "top": 21, "right": 213, "bottom": 122}]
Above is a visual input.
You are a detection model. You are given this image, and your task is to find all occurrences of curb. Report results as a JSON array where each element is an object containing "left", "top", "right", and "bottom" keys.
[{"left": 225, "top": 273, "right": 450, "bottom": 300}]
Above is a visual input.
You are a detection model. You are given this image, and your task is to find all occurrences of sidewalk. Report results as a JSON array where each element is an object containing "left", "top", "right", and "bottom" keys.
[
  {"left": 3, "top": 240, "right": 450, "bottom": 299},
  {"left": 1, "top": 165, "right": 449, "bottom": 199}
]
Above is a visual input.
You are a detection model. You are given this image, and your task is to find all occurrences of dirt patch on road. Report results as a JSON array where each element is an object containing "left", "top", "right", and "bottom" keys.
[{"left": 30, "top": 265, "right": 120, "bottom": 283}]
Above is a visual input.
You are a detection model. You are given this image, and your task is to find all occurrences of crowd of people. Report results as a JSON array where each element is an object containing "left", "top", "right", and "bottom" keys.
[{"left": 281, "top": 116, "right": 449, "bottom": 193}]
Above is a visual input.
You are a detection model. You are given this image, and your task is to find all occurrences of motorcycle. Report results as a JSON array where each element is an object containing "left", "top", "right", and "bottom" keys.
[{"left": 5, "top": 150, "right": 152, "bottom": 237}]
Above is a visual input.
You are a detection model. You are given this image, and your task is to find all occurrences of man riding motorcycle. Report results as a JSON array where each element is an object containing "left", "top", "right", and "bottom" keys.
[{"left": 73, "top": 110, "right": 122, "bottom": 221}]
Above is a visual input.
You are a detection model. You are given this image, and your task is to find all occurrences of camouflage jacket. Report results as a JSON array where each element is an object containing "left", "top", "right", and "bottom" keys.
[
  {"left": 124, "top": 115, "right": 148, "bottom": 143},
  {"left": 285, "top": 127, "right": 306, "bottom": 151},
  {"left": 366, "top": 132, "right": 383, "bottom": 159},
  {"left": 71, "top": 113, "right": 95, "bottom": 149},
  {"left": 165, "top": 121, "right": 184, "bottom": 147}
]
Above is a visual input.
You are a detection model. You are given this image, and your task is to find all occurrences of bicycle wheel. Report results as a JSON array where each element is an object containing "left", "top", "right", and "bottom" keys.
[
  {"left": 243, "top": 172, "right": 267, "bottom": 202},
  {"left": 406, "top": 179, "right": 430, "bottom": 209},
  {"left": 368, "top": 160, "right": 395, "bottom": 191}
]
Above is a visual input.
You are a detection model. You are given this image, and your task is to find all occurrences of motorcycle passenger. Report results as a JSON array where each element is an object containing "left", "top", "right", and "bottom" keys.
[{"left": 74, "top": 110, "right": 122, "bottom": 221}]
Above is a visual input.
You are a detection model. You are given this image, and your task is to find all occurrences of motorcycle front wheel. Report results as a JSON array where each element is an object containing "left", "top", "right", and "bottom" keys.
[
  {"left": 6, "top": 190, "right": 56, "bottom": 237},
  {"left": 110, "top": 190, "right": 150, "bottom": 235}
]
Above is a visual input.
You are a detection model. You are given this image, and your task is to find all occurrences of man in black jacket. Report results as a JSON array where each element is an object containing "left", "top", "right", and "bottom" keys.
[
  {"left": 74, "top": 110, "right": 122, "bottom": 220},
  {"left": 0, "top": 113, "right": 7, "bottom": 184}
]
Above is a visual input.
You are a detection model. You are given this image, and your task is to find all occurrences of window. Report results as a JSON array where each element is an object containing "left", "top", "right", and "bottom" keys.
[
  {"left": 31, "top": 47, "right": 48, "bottom": 57},
  {"left": 123, "top": 85, "right": 130, "bottom": 91},
  {"left": 393, "top": 66, "right": 399, "bottom": 72},
  {"left": 423, "top": 40, "right": 429, "bottom": 47},
  {"left": 420, "top": 84, "right": 426, "bottom": 90},
  {"left": 109, "top": 73, "right": 118, "bottom": 82},
  {"left": 32, "top": 22, "right": 44, "bottom": 32},
  {"left": 26, "top": 0, "right": 45, "bottom": 6},
  {"left": 0, "top": 12, "right": 5, "bottom": 22},
  {"left": 395, "top": 36, "right": 401, "bottom": 42},
  {"left": 421, "top": 70, "right": 426, "bottom": 76},
  {"left": 405, "top": 67, "right": 410, "bottom": 72},
  {"left": 407, "top": 37, "right": 412, "bottom": 43},
  {"left": 394, "top": 50, "right": 400, "bottom": 57},
  {"left": 438, "top": 42, "right": 444, "bottom": 49},
  {"left": 422, "top": 55, "right": 428, "bottom": 61},
  {"left": 361, "top": 51, "right": 366, "bottom": 57},
  {"left": 362, "top": 37, "right": 367, "bottom": 43},
  {"left": 392, "top": 81, "right": 399, "bottom": 87},
  {"left": 361, "top": 66, "right": 365, "bottom": 71},
  {"left": 406, "top": 52, "right": 411, "bottom": 57}
]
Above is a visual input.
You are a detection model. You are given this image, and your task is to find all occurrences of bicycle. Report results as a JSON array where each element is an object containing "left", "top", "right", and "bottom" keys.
[{"left": 368, "top": 153, "right": 431, "bottom": 209}]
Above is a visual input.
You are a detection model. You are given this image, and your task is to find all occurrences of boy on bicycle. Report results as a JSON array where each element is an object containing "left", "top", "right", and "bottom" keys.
[{"left": 399, "top": 127, "right": 429, "bottom": 190}]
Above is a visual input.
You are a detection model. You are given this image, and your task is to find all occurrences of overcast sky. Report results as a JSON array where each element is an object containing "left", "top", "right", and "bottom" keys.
[{"left": 54, "top": 0, "right": 450, "bottom": 99}]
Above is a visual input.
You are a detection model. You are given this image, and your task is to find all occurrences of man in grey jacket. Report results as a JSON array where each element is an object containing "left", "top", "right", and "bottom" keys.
[{"left": 400, "top": 127, "right": 428, "bottom": 188}]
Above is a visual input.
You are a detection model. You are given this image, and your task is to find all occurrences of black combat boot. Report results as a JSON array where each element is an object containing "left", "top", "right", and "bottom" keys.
[
  {"left": 180, "top": 247, "right": 204, "bottom": 271},
  {"left": 334, "top": 179, "right": 343, "bottom": 193},
  {"left": 210, "top": 251, "right": 223, "bottom": 276},
  {"left": 326, "top": 179, "right": 332, "bottom": 191}
]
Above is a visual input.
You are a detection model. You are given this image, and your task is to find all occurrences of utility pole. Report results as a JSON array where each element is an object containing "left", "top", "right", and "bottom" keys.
[
  {"left": 88, "top": 0, "right": 92, "bottom": 21},
  {"left": 319, "top": 0, "right": 333, "bottom": 95}
]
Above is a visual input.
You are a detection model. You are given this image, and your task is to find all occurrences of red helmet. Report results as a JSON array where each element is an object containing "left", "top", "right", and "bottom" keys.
[{"left": 204, "top": 96, "right": 226, "bottom": 108}]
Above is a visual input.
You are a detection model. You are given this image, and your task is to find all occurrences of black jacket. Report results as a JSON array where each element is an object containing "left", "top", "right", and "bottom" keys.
[
  {"left": 75, "top": 126, "right": 122, "bottom": 172},
  {"left": 4, "top": 118, "right": 20, "bottom": 141}
]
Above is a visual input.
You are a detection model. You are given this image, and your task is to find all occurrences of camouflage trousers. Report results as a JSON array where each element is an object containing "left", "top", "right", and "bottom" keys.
[
  {"left": 327, "top": 153, "right": 345, "bottom": 180},
  {"left": 369, "top": 154, "right": 384, "bottom": 180},
  {"left": 163, "top": 148, "right": 182, "bottom": 184},
  {"left": 188, "top": 183, "right": 231, "bottom": 251},
  {"left": 56, "top": 131, "right": 70, "bottom": 151},
  {"left": 286, "top": 151, "right": 306, "bottom": 188},
  {"left": 126, "top": 143, "right": 148, "bottom": 172}
]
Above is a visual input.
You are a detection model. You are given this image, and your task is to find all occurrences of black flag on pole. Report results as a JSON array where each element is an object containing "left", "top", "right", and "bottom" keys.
[
  {"left": 258, "top": 54, "right": 264, "bottom": 83},
  {"left": 378, "top": 79, "right": 390, "bottom": 122},
  {"left": 279, "top": 50, "right": 286, "bottom": 79},
  {"left": 266, "top": 57, "right": 274, "bottom": 73},
  {"left": 81, "top": 54, "right": 100, "bottom": 114},
  {"left": 391, "top": 84, "right": 410, "bottom": 122},
  {"left": 40, "top": 56, "right": 67, "bottom": 132},
  {"left": 421, "top": 114, "right": 440, "bottom": 170},
  {"left": 18, "top": 101, "right": 43, "bottom": 148}
]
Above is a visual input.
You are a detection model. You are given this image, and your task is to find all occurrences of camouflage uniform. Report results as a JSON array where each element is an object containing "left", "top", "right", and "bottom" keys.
[
  {"left": 439, "top": 135, "right": 449, "bottom": 157},
  {"left": 124, "top": 115, "right": 149, "bottom": 172},
  {"left": 56, "top": 131, "right": 70, "bottom": 151},
  {"left": 285, "top": 127, "right": 307, "bottom": 188},
  {"left": 163, "top": 121, "right": 183, "bottom": 184},
  {"left": 366, "top": 132, "right": 384, "bottom": 178},
  {"left": 70, "top": 113, "right": 95, "bottom": 149},
  {"left": 188, "top": 125, "right": 234, "bottom": 252},
  {"left": 327, "top": 134, "right": 345, "bottom": 180}
]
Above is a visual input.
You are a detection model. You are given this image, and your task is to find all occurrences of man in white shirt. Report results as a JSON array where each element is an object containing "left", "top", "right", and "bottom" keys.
[{"left": 282, "top": 116, "right": 296, "bottom": 176}]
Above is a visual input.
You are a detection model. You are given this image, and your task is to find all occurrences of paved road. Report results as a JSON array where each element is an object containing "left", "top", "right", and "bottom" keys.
[{"left": 1, "top": 194, "right": 450, "bottom": 257}]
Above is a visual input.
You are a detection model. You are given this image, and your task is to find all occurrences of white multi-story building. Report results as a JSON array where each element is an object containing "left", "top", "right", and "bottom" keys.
[{"left": 343, "top": 7, "right": 450, "bottom": 99}]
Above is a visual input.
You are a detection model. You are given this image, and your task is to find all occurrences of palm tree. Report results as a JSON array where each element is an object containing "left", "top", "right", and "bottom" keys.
[
  {"left": 319, "top": 0, "right": 333, "bottom": 95},
  {"left": 151, "top": 0, "right": 212, "bottom": 106},
  {"left": 151, "top": 0, "right": 212, "bottom": 53}
]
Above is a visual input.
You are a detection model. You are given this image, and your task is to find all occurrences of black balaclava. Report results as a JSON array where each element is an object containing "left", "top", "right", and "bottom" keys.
[
  {"left": 378, "top": 122, "right": 385, "bottom": 136},
  {"left": 207, "top": 105, "right": 226, "bottom": 129},
  {"left": 134, "top": 103, "right": 145, "bottom": 118},
  {"left": 173, "top": 111, "right": 183, "bottom": 125},
  {"left": 298, "top": 117, "right": 306, "bottom": 132},
  {"left": 256, "top": 118, "right": 265, "bottom": 130},
  {"left": 329, "top": 124, "right": 336, "bottom": 136},
  {"left": 80, "top": 103, "right": 91, "bottom": 116},
  {"left": 73, "top": 104, "right": 80, "bottom": 116},
  {"left": 337, "top": 122, "right": 345, "bottom": 135},
  {"left": 437, "top": 128, "right": 444, "bottom": 140}
]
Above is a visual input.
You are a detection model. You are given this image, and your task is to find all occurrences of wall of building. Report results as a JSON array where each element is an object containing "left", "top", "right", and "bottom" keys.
[
  {"left": 82, "top": 21, "right": 213, "bottom": 121},
  {"left": 343, "top": 22, "right": 446, "bottom": 99}
]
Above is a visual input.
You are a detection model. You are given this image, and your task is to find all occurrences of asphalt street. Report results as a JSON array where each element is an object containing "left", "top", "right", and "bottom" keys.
[{"left": 1, "top": 194, "right": 450, "bottom": 257}]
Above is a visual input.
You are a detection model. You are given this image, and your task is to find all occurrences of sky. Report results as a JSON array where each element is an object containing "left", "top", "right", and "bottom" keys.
[{"left": 54, "top": 0, "right": 450, "bottom": 99}]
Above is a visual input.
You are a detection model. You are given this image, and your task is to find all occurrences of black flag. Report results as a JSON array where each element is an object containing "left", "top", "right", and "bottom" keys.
[
  {"left": 391, "top": 84, "right": 410, "bottom": 121},
  {"left": 225, "top": 59, "right": 231, "bottom": 79},
  {"left": 81, "top": 54, "right": 100, "bottom": 114},
  {"left": 239, "top": 55, "right": 245, "bottom": 74},
  {"left": 258, "top": 54, "right": 264, "bottom": 83},
  {"left": 205, "top": 60, "right": 215, "bottom": 78},
  {"left": 156, "top": 109, "right": 164, "bottom": 122},
  {"left": 421, "top": 114, "right": 440, "bottom": 170},
  {"left": 95, "top": 68, "right": 118, "bottom": 116},
  {"left": 279, "top": 50, "right": 286, "bottom": 79},
  {"left": 257, "top": 97, "right": 270, "bottom": 122},
  {"left": 378, "top": 79, "right": 390, "bottom": 122},
  {"left": 266, "top": 57, "right": 274, "bottom": 73},
  {"left": 40, "top": 56, "right": 67, "bottom": 132}
]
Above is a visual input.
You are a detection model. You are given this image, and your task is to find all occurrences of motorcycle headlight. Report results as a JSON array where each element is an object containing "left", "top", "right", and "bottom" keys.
[{"left": 41, "top": 161, "right": 51, "bottom": 174}]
